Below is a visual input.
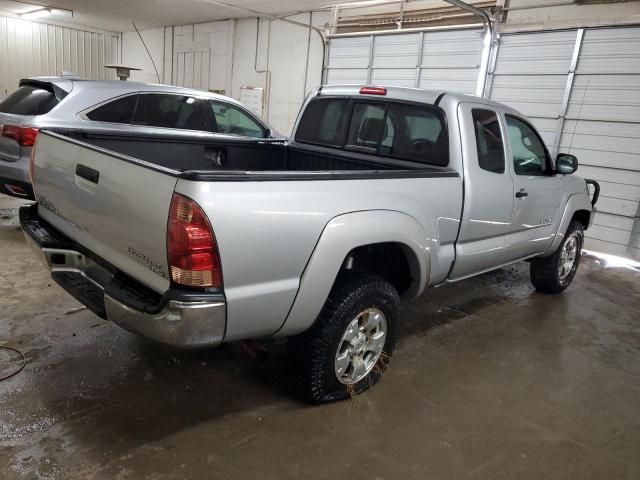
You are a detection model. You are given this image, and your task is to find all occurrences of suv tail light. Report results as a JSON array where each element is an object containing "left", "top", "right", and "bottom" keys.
[
  {"left": 167, "top": 193, "right": 222, "bottom": 288},
  {"left": 1, "top": 125, "right": 39, "bottom": 146}
]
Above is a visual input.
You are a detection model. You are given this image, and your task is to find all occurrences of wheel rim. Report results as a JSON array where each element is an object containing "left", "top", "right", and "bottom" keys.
[
  {"left": 334, "top": 307, "right": 387, "bottom": 385},
  {"left": 558, "top": 232, "right": 580, "bottom": 281}
]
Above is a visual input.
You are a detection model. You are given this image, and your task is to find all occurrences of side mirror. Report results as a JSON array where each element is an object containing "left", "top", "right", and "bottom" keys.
[{"left": 556, "top": 153, "right": 578, "bottom": 174}]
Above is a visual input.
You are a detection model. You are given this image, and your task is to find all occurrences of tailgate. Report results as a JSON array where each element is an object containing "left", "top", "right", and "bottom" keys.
[{"left": 32, "top": 130, "right": 178, "bottom": 293}]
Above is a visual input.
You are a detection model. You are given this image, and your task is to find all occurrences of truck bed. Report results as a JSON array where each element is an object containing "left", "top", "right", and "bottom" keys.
[{"left": 59, "top": 129, "right": 452, "bottom": 175}]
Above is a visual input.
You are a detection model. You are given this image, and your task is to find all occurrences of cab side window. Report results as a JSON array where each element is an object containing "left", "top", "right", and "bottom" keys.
[
  {"left": 472, "top": 109, "right": 505, "bottom": 174},
  {"left": 506, "top": 115, "right": 549, "bottom": 175}
]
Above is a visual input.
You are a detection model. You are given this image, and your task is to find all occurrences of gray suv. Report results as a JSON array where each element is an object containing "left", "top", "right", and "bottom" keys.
[{"left": 0, "top": 77, "right": 282, "bottom": 199}]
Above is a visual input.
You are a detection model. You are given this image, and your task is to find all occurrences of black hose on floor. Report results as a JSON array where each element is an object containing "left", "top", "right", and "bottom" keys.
[{"left": 0, "top": 346, "right": 26, "bottom": 381}]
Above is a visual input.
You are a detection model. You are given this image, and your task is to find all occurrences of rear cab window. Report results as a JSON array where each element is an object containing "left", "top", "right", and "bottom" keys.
[
  {"left": 0, "top": 85, "right": 60, "bottom": 115},
  {"left": 295, "top": 97, "right": 449, "bottom": 167}
]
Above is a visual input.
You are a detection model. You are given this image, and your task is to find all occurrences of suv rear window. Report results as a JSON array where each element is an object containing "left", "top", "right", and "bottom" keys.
[
  {"left": 0, "top": 85, "right": 59, "bottom": 115},
  {"left": 295, "top": 97, "right": 448, "bottom": 166}
]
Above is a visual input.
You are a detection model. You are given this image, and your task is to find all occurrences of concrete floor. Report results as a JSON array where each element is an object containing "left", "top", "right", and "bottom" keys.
[{"left": 1, "top": 193, "right": 639, "bottom": 480}]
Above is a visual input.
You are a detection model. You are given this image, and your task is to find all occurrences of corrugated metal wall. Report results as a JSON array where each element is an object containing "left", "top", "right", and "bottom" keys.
[
  {"left": 326, "top": 28, "right": 483, "bottom": 94},
  {"left": 490, "top": 27, "right": 640, "bottom": 259},
  {"left": 559, "top": 27, "right": 640, "bottom": 259},
  {"left": 487, "top": 30, "right": 578, "bottom": 147},
  {"left": 0, "top": 15, "right": 120, "bottom": 99}
]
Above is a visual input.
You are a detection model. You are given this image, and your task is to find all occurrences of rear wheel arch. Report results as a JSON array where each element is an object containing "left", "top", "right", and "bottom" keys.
[
  {"left": 342, "top": 241, "right": 422, "bottom": 299},
  {"left": 277, "top": 210, "right": 430, "bottom": 337}
]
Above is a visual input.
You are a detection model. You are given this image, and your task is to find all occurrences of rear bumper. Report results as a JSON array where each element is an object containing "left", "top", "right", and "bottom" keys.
[{"left": 19, "top": 204, "right": 226, "bottom": 348}]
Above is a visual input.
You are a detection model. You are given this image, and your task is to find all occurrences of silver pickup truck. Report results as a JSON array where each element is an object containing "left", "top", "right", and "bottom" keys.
[{"left": 20, "top": 85, "right": 599, "bottom": 403}]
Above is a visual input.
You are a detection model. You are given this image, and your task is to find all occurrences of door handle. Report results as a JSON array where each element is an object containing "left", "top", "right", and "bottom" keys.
[
  {"left": 515, "top": 189, "right": 528, "bottom": 198},
  {"left": 76, "top": 164, "right": 99, "bottom": 184}
]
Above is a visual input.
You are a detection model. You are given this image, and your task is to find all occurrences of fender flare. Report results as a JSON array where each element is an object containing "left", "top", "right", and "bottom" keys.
[
  {"left": 541, "top": 192, "right": 592, "bottom": 257},
  {"left": 276, "top": 210, "right": 431, "bottom": 336}
]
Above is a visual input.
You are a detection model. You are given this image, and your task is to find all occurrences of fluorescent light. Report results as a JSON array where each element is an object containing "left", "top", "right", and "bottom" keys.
[{"left": 19, "top": 8, "right": 52, "bottom": 20}]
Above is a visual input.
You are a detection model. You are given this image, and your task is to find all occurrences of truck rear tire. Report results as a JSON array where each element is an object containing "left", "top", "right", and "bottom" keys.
[
  {"left": 288, "top": 272, "right": 400, "bottom": 404},
  {"left": 530, "top": 220, "right": 584, "bottom": 294}
]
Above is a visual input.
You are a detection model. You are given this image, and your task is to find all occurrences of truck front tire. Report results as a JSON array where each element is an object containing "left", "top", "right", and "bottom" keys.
[
  {"left": 530, "top": 220, "right": 584, "bottom": 294},
  {"left": 288, "top": 272, "right": 400, "bottom": 404}
]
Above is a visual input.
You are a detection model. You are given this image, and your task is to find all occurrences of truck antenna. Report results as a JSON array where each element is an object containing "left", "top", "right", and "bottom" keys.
[{"left": 568, "top": 79, "right": 589, "bottom": 155}]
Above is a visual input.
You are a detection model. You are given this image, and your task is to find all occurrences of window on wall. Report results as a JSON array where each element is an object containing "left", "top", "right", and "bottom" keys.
[
  {"left": 506, "top": 115, "right": 549, "bottom": 175},
  {"left": 209, "top": 101, "right": 267, "bottom": 138},
  {"left": 471, "top": 109, "right": 505, "bottom": 174},
  {"left": 295, "top": 97, "right": 448, "bottom": 166}
]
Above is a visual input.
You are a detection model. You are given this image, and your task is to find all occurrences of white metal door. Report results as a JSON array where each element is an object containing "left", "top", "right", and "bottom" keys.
[{"left": 175, "top": 48, "right": 211, "bottom": 90}]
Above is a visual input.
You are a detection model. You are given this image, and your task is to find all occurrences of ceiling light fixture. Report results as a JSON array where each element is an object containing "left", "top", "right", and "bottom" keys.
[{"left": 19, "top": 7, "right": 52, "bottom": 20}]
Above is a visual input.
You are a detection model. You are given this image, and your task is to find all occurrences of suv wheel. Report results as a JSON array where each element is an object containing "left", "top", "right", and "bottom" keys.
[
  {"left": 288, "top": 272, "right": 400, "bottom": 404},
  {"left": 530, "top": 220, "right": 584, "bottom": 294}
]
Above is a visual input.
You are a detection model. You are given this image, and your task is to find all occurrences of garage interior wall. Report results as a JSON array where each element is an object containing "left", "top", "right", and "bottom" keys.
[
  {"left": 0, "top": 15, "right": 120, "bottom": 99},
  {"left": 122, "top": 13, "right": 329, "bottom": 136},
  {"left": 1, "top": 4, "right": 637, "bottom": 260}
]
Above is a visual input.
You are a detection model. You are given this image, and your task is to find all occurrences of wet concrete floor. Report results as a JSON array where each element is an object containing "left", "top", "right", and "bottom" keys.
[{"left": 1, "top": 194, "right": 639, "bottom": 479}]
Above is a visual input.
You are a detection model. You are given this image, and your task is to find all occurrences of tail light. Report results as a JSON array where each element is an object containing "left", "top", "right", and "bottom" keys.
[
  {"left": 360, "top": 86, "right": 387, "bottom": 96},
  {"left": 1, "top": 125, "right": 39, "bottom": 146},
  {"left": 167, "top": 193, "right": 222, "bottom": 288}
]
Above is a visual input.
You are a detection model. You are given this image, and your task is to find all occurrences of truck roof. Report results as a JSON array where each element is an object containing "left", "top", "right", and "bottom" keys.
[{"left": 316, "top": 84, "right": 516, "bottom": 112}]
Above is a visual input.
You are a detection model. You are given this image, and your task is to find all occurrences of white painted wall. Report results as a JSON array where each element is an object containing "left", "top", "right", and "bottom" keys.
[
  {"left": 122, "top": 12, "right": 329, "bottom": 135},
  {"left": 121, "top": 28, "right": 164, "bottom": 83}
]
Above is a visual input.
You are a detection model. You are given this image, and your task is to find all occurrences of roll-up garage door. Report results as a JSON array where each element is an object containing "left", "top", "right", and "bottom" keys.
[
  {"left": 489, "top": 30, "right": 579, "bottom": 148},
  {"left": 326, "top": 27, "right": 483, "bottom": 94},
  {"left": 558, "top": 27, "right": 640, "bottom": 259}
]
